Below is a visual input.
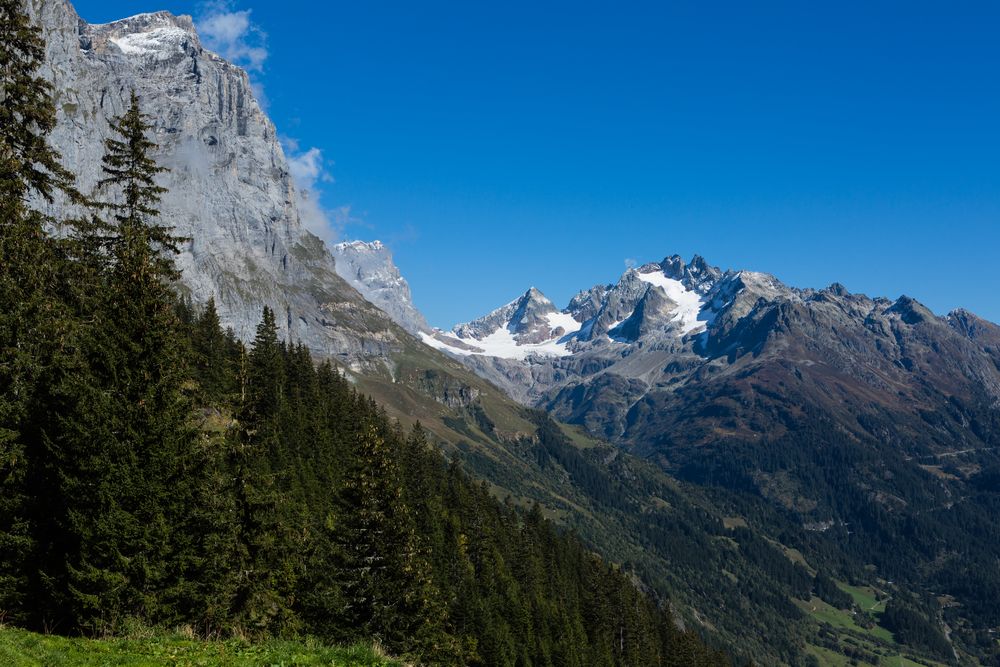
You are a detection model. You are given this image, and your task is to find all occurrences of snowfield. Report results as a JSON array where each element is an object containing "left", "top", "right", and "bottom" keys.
[
  {"left": 636, "top": 270, "right": 707, "bottom": 335},
  {"left": 421, "top": 310, "right": 583, "bottom": 360}
]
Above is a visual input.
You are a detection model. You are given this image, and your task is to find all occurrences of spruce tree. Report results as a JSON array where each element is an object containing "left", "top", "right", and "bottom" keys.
[
  {"left": 230, "top": 306, "right": 301, "bottom": 635},
  {"left": 191, "top": 298, "right": 229, "bottom": 402},
  {"left": 96, "top": 91, "right": 181, "bottom": 276},
  {"left": 0, "top": 0, "right": 80, "bottom": 624},
  {"left": 51, "top": 92, "right": 195, "bottom": 632},
  {"left": 335, "top": 419, "right": 458, "bottom": 660}
]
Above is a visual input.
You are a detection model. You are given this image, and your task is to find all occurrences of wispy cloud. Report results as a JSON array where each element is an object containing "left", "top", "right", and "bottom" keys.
[
  {"left": 287, "top": 145, "right": 326, "bottom": 187},
  {"left": 282, "top": 138, "right": 348, "bottom": 243},
  {"left": 624, "top": 258, "right": 637, "bottom": 269},
  {"left": 196, "top": 1, "right": 268, "bottom": 72}
]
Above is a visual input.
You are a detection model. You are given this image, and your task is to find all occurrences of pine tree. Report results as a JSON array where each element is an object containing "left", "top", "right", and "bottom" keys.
[
  {"left": 335, "top": 419, "right": 457, "bottom": 660},
  {"left": 48, "top": 92, "right": 195, "bottom": 632},
  {"left": 0, "top": 0, "right": 80, "bottom": 625},
  {"left": 229, "top": 307, "right": 301, "bottom": 636}
]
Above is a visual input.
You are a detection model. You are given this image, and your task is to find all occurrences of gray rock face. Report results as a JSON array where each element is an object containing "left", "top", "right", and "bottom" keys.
[
  {"left": 27, "top": 0, "right": 406, "bottom": 371},
  {"left": 425, "top": 252, "right": 1000, "bottom": 451},
  {"left": 329, "top": 240, "right": 430, "bottom": 335},
  {"left": 661, "top": 254, "right": 722, "bottom": 293},
  {"left": 567, "top": 285, "right": 610, "bottom": 323},
  {"left": 588, "top": 269, "right": 656, "bottom": 341}
]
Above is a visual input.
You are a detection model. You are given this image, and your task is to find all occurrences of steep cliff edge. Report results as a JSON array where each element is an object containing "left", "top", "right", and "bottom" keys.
[{"left": 27, "top": 0, "right": 403, "bottom": 371}]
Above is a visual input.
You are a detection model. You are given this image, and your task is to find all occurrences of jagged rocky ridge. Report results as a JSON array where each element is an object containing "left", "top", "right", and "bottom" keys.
[
  {"left": 424, "top": 254, "right": 1000, "bottom": 454},
  {"left": 26, "top": 0, "right": 410, "bottom": 372},
  {"left": 422, "top": 254, "right": 772, "bottom": 403}
]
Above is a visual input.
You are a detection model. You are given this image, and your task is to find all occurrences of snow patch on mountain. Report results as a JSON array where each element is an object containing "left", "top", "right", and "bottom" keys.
[
  {"left": 109, "top": 26, "right": 191, "bottom": 57},
  {"left": 636, "top": 269, "right": 706, "bottom": 335},
  {"left": 546, "top": 311, "right": 583, "bottom": 338},
  {"left": 423, "top": 309, "right": 582, "bottom": 360}
]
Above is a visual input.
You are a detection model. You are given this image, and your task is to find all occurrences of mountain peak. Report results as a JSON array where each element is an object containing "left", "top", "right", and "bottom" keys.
[
  {"left": 86, "top": 12, "right": 201, "bottom": 57},
  {"left": 656, "top": 254, "right": 724, "bottom": 293},
  {"left": 523, "top": 286, "right": 552, "bottom": 303},
  {"left": 333, "top": 239, "right": 385, "bottom": 253},
  {"left": 888, "top": 295, "right": 936, "bottom": 325},
  {"left": 94, "top": 11, "right": 197, "bottom": 32}
]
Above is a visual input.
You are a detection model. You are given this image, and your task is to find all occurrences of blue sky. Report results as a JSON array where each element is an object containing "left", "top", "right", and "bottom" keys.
[{"left": 74, "top": 1, "right": 999, "bottom": 327}]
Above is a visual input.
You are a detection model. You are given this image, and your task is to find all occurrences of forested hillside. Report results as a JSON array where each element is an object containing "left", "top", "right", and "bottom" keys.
[{"left": 0, "top": 2, "right": 727, "bottom": 664}]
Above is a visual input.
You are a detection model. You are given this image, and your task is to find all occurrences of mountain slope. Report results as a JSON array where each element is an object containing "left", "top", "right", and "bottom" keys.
[
  {"left": 427, "top": 252, "right": 1000, "bottom": 663},
  {"left": 30, "top": 1, "right": 999, "bottom": 662}
]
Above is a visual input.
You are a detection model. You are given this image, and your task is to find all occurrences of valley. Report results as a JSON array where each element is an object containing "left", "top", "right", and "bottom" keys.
[{"left": 5, "top": 0, "right": 999, "bottom": 664}]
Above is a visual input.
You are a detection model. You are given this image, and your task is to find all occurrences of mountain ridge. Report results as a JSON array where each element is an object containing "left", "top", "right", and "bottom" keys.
[
  {"left": 420, "top": 252, "right": 999, "bottom": 418},
  {"left": 26, "top": 0, "right": 1000, "bottom": 662},
  {"left": 27, "top": 0, "right": 413, "bottom": 375}
]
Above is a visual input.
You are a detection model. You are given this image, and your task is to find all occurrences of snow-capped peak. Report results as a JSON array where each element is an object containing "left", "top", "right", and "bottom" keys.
[
  {"left": 91, "top": 12, "right": 200, "bottom": 59},
  {"left": 635, "top": 267, "right": 707, "bottom": 335},
  {"left": 453, "top": 287, "right": 559, "bottom": 342},
  {"left": 419, "top": 287, "right": 583, "bottom": 360},
  {"left": 423, "top": 254, "right": 735, "bottom": 359},
  {"left": 333, "top": 239, "right": 385, "bottom": 253}
]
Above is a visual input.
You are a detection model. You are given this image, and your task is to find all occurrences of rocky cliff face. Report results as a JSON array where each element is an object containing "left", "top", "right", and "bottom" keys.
[
  {"left": 329, "top": 240, "right": 429, "bottom": 335},
  {"left": 27, "top": 0, "right": 404, "bottom": 371}
]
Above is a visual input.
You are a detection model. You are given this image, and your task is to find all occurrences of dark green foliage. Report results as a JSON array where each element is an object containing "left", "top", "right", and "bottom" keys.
[
  {"left": 29, "top": 91, "right": 197, "bottom": 634},
  {"left": 0, "top": 0, "right": 81, "bottom": 625},
  {"left": 813, "top": 573, "right": 852, "bottom": 610},
  {"left": 96, "top": 90, "right": 182, "bottom": 279},
  {"left": 228, "top": 307, "right": 302, "bottom": 635},
  {"left": 190, "top": 298, "right": 237, "bottom": 403},
  {"left": 0, "top": 0, "right": 76, "bottom": 203},
  {"left": 881, "top": 599, "right": 951, "bottom": 658}
]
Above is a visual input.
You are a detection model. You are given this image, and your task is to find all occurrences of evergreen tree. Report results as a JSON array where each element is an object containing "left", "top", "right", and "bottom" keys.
[
  {"left": 48, "top": 92, "right": 195, "bottom": 632},
  {"left": 230, "top": 307, "right": 301, "bottom": 635},
  {"left": 0, "top": 0, "right": 79, "bottom": 625},
  {"left": 191, "top": 298, "right": 230, "bottom": 402},
  {"left": 96, "top": 91, "right": 181, "bottom": 278},
  {"left": 335, "top": 418, "right": 456, "bottom": 660},
  {"left": 0, "top": 0, "right": 76, "bottom": 203}
]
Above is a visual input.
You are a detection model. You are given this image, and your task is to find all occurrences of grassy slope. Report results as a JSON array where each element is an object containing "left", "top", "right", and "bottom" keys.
[
  {"left": 799, "top": 580, "right": 949, "bottom": 667},
  {"left": 0, "top": 626, "right": 400, "bottom": 667}
]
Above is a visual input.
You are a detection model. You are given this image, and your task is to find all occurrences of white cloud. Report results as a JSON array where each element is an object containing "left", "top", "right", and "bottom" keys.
[
  {"left": 283, "top": 140, "right": 345, "bottom": 243},
  {"left": 624, "top": 258, "right": 638, "bottom": 269},
  {"left": 197, "top": 1, "right": 268, "bottom": 71},
  {"left": 288, "top": 147, "right": 326, "bottom": 186}
]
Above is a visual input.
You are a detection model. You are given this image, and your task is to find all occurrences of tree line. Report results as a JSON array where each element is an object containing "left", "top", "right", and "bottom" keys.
[{"left": 0, "top": 2, "right": 729, "bottom": 664}]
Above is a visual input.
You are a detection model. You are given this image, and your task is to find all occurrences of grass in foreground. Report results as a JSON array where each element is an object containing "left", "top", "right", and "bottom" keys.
[{"left": 0, "top": 625, "right": 402, "bottom": 667}]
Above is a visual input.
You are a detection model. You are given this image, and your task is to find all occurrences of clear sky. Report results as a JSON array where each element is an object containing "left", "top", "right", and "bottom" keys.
[{"left": 72, "top": 1, "right": 999, "bottom": 327}]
